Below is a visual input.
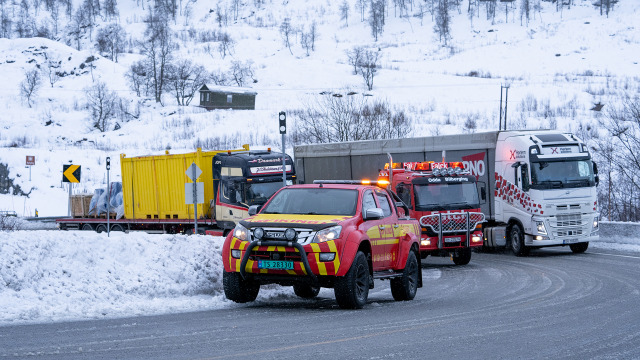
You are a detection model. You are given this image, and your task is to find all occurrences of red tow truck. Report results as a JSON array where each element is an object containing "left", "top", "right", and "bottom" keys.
[
  {"left": 378, "top": 160, "right": 485, "bottom": 265},
  {"left": 222, "top": 180, "right": 422, "bottom": 309}
]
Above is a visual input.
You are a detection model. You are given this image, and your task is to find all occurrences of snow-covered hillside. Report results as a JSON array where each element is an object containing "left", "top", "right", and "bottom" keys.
[{"left": 1, "top": 0, "right": 639, "bottom": 216}]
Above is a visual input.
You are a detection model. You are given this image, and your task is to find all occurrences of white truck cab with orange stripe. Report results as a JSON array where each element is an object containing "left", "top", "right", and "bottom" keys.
[{"left": 221, "top": 181, "right": 422, "bottom": 309}]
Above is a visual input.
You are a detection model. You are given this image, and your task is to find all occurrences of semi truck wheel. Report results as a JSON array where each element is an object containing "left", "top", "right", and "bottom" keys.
[
  {"left": 81, "top": 224, "right": 94, "bottom": 231},
  {"left": 223, "top": 271, "right": 260, "bottom": 303},
  {"left": 570, "top": 242, "right": 589, "bottom": 253},
  {"left": 95, "top": 224, "right": 107, "bottom": 233},
  {"left": 391, "top": 251, "right": 419, "bottom": 301},
  {"left": 509, "top": 224, "right": 529, "bottom": 257},
  {"left": 334, "top": 251, "right": 370, "bottom": 309},
  {"left": 452, "top": 248, "right": 472, "bottom": 265},
  {"left": 111, "top": 224, "right": 125, "bottom": 232},
  {"left": 293, "top": 283, "right": 320, "bottom": 298}
]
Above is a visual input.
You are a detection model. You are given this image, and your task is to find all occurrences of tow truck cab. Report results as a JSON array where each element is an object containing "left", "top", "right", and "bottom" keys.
[{"left": 380, "top": 161, "right": 485, "bottom": 265}]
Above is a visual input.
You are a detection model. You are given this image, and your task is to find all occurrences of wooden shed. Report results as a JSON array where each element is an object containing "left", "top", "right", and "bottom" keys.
[{"left": 198, "top": 84, "right": 257, "bottom": 110}]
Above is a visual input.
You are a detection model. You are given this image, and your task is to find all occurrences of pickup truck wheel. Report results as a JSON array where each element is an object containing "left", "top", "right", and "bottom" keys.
[
  {"left": 95, "top": 224, "right": 107, "bottom": 233},
  {"left": 570, "top": 242, "right": 589, "bottom": 253},
  {"left": 223, "top": 271, "right": 260, "bottom": 303},
  {"left": 452, "top": 248, "right": 472, "bottom": 265},
  {"left": 334, "top": 251, "right": 370, "bottom": 309},
  {"left": 293, "top": 283, "right": 320, "bottom": 299},
  {"left": 509, "top": 224, "right": 529, "bottom": 257},
  {"left": 391, "top": 251, "right": 419, "bottom": 301}
]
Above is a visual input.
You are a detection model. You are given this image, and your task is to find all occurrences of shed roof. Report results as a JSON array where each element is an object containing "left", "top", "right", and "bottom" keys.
[{"left": 199, "top": 84, "right": 257, "bottom": 95}]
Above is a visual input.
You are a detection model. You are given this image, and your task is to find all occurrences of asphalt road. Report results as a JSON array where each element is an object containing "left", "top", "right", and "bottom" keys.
[{"left": 2, "top": 247, "right": 640, "bottom": 360}]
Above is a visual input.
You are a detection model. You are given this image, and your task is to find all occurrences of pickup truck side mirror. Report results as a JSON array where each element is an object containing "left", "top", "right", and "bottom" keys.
[
  {"left": 364, "top": 208, "right": 384, "bottom": 221},
  {"left": 248, "top": 205, "right": 261, "bottom": 216}
]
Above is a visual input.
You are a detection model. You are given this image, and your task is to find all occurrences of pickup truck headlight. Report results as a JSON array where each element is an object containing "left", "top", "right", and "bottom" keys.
[
  {"left": 313, "top": 225, "right": 342, "bottom": 243},
  {"left": 535, "top": 221, "right": 547, "bottom": 235},
  {"left": 233, "top": 223, "right": 250, "bottom": 241}
]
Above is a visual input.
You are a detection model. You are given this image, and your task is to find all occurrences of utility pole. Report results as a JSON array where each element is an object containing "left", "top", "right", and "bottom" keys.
[{"left": 499, "top": 84, "right": 510, "bottom": 130}]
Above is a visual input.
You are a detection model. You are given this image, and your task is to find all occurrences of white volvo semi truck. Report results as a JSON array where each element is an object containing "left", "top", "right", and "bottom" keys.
[{"left": 294, "top": 130, "right": 600, "bottom": 256}]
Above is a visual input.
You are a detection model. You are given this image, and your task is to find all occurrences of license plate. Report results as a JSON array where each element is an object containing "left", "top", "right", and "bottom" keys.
[
  {"left": 258, "top": 260, "right": 294, "bottom": 270},
  {"left": 563, "top": 239, "right": 578, "bottom": 244},
  {"left": 444, "top": 237, "right": 460, "bottom": 243}
]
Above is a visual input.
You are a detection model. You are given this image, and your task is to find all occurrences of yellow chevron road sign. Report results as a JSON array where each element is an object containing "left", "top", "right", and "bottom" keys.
[{"left": 63, "top": 165, "right": 81, "bottom": 183}]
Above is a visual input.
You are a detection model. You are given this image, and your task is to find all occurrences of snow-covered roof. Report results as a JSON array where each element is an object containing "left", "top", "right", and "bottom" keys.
[{"left": 199, "top": 84, "right": 257, "bottom": 95}]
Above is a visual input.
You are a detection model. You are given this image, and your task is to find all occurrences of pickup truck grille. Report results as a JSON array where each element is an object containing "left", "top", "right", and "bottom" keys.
[
  {"left": 249, "top": 250, "right": 302, "bottom": 262},
  {"left": 249, "top": 227, "right": 316, "bottom": 245}
]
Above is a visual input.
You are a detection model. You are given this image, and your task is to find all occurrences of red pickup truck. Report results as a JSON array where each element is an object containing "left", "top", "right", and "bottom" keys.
[{"left": 222, "top": 181, "right": 422, "bottom": 309}]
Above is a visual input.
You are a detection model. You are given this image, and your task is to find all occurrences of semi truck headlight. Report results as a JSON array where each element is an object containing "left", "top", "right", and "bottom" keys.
[
  {"left": 535, "top": 221, "right": 547, "bottom": 235},
  {"left": 471, "top": 235, "right": 483, "bottom": 243},
  {"left": 593, "top": 216, "right": 599, "bottom": 229},
  {"left": 313, "top": 226, "right": 342, "bottom": 243},
  {"left": 233, "top": 223, "right": 249, "bottom": 241}
]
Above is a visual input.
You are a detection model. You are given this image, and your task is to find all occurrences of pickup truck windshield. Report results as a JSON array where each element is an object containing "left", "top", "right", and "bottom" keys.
[
  {"left": 261, "top": 188, "right": 358, "bottom": 216},
  {"left": 414, "top": 183, "right": 480, "bottom": 211},
  {"left": 530, "top": 159, "right": 595, "bottom": 189}
]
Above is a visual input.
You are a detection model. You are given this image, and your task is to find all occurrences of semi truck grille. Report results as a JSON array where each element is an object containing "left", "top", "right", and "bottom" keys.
[
  {"left": 555, "top": 229, "right": 583, "bottom": 237},
  {"left": 555, "top": 214, "right": 583, "bottom": 227},
  {"left": 556, "top": 204, "right": 582, "bottom": 211}
]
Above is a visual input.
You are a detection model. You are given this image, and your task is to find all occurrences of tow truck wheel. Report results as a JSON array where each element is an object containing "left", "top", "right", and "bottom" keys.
[
  {"left": 391, "top": 251, "right": 419, "bottom": 301},
  {"left": 452, "top": 248, "right": 472, "bottom": 266},
  {"left": 570, "top": 242, "right": 589, "bottom": 253},
  {"left": 223, "top": 271, "right": 260, "bottom": 303},
  {"left": 95, "top": 224, "right": 107, "bottom": 233},
  {"left": 81, "top": 224, "right": 94, "bottom": 231},
  {"left": 509, "top": 224, "right": 529, "bottom": 257},
  {"left": 293, "top": 283, "right": 321, "bottom": 299},
  {"left": 334, "top": 251, "right": 370, "bottom": 309}
]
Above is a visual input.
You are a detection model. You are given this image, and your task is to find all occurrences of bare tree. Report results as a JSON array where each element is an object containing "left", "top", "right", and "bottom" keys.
[
  {"left": 279, "top": 17, "right": 294, "bottom": 55},
  {"left": 520, "top": 0, "right": 530, "bottom": 26},
  {"left": 309, "top": 21, "right": 318, "bottom": 51},
  {"left": 340, "top": 0, "right": 349, "bottom": 26},
  {"left": 356, "top": 0, "right": 368, "bottom": 21},
  {"left": 126, "top": 60, "right": 148, "bottom": 97},
  {"left": 139, "top": 7, "right": 173, "bottom": 103},
  {"left": 218, "top": 31, "right": 235, "bottom": 58},
  {"left": 41, "top": 56, "right": 61, "bottom": 87},
  {"left": 300, "top": 28, "right": 312, "bottom": 56},
  {"left": 230, "top": 60, "right": 255, "bottom": 86},
  {"left": 369, "top": 0, "right": 385, "bottom": 41},
  {"left": 165, "top": 59, "right": 209, "bottom": 105},
  {"left": 20, "top": 69, "right": 41, "bottom": 108},
  {"left": 103, "top": 0, "right": 118, "bottom": 20},
  {"left": 358, "top": 49, "right": 380, "bottom": 91},
  {"left": 85, "top": 81, "right": 118, "bottom": 132},
  {"left": 434, "top": 0, "right": 451, "bottom": 45},
  {"left": 346, "top": 46, "right": 364, "bottom": 75},
  {"left": 95, "top": 23, "right": 126, "bottom": 62},
  {"left": 292, "top": 95, "right": 411, "bottom": 144}
]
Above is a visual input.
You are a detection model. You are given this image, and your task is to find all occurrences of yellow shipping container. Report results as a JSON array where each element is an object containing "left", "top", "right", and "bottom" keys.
[{"left": 120, "top": 145, "right": 250, "bottom": 220}]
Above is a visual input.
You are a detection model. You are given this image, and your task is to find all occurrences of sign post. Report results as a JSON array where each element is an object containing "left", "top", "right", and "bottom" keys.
[
  {"left": 26, "top": 156, "right": 35, "bottom": 181},
  {"left": 106, "top": 157, "right": 111, "bottom": 237},
  {"left": 279, "top": 111, "right": 287, "bottom": 187},
  {"left": 62, "top": 163, "right": 81, "bottom": 217},
  {"left": 185, "top": 163, "right": 204, "bottom": 235}
]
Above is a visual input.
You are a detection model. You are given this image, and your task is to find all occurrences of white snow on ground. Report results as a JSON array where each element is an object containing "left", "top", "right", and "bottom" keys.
[{"left": 0, "top": 222, "right": 637, "bottom": 326}]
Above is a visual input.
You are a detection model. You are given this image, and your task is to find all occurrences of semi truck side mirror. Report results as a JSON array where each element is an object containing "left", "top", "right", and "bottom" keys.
[
  {"left": 248, "top": 205, "right": 261, "bottom": 216},
  {"left": 481, "top": 187, "right": 486, "bottom": 201},
  {"left": 593, "top": 162, "right": 600, "bottom": 186}
]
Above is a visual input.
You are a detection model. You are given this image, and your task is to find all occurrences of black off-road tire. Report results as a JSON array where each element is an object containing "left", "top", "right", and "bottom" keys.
[
  {"left": 293, "top": 283, "right": 321, "bottom": 299},
  {"left": 334, "top": 251, "right": 370, "bottom": 309},
  {"left": 509, "top": 224, "right": 529, "bottom": 257},
  {"left": 570, "top": 242, "right": 589, "bottom": 253},
  {"left": 391, "top": 251, "right": 419, "bottom": 301},
  {"left": 452, "top": 248, "right": 472, "bottom": 265},
  {"left": 223, "top": 271, "right": 260, "bottom": 303}
]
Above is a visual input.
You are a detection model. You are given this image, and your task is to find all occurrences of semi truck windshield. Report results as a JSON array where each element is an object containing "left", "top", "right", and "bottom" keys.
[
  {"left": 530, "top": 159, "right": 595, "bottom": 189},
  {"left": 414, "top": 183, "right": 480, "bottom": 211},
  {"left": 261, "top": 188, "right": 358, "bottom": 216}
]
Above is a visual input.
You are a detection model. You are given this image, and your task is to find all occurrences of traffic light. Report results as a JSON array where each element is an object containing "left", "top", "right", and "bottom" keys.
[{"left": 279, "top": 111, "right": 286, "bottom": 134}]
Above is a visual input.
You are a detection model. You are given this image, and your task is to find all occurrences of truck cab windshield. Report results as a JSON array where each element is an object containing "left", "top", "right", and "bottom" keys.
[
  {"left": 530, "top": 159, "right": 595, "bottom": 189},
  {"left": 221, "top": 180, "right": 284, "bottom": 206},
  {"left": 413, "top": 183, "right": 480, "bottom": 211},
  {"left": 261, "top": 188, "right": 358, "bottom": 216}
]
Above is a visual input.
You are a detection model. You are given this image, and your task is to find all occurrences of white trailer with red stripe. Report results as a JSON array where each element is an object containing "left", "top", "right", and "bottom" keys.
[{"left": 294, "top": 130, "right": 599, "bottom": 255}]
